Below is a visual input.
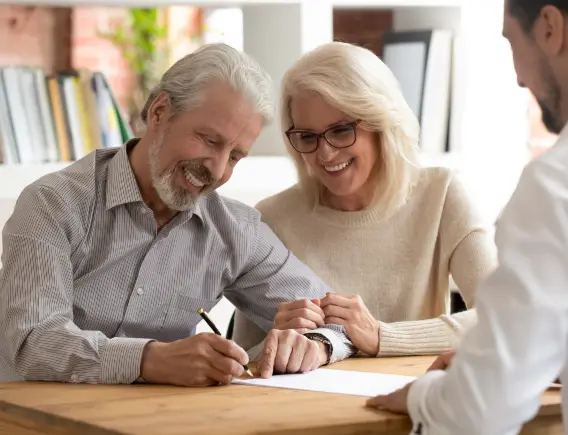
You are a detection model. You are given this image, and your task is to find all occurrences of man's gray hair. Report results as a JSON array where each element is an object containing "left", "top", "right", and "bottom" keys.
[{"left": 141, "top": 43, "right": 274, "bottom": 125}]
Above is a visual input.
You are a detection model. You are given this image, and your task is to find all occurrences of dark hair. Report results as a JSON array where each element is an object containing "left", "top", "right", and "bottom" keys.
[{"left": 508, "top": 1, "right": 568, "bottom": 32}]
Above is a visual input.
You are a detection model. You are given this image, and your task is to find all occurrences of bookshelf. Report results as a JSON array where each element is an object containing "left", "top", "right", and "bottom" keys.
[
  {"left": 0, "top": 0, "right": 467, "bottom": 190},
  {"left": 0, "top": 151, "right": 461, "bottom": 201},
  {"left": 0, "top": 68, "right": 131, "bottom": 165},
  {"left": 1, "top": 0, "right": 528, "bottom": 225},
  {"left": 2, "top": 0, "right": 466, "bottom": 5},
  {"left": 0, "top": 0, "right": 522, "bottom": 335}
]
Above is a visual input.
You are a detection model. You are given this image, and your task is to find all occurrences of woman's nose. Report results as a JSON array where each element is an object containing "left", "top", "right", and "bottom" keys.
[{"left": 316, "top": 139, "right": 339, "bottom": 162}]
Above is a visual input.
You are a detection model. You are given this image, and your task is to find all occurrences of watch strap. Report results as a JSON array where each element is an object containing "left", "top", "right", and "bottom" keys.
[{"left": 304, "top": 333, "right": 332, "bottom": 365}]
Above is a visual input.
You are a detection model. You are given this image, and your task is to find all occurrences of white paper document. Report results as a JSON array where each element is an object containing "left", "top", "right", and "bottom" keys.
[{"left": 233, "top": 368, "right": 416, "bottom": 397}]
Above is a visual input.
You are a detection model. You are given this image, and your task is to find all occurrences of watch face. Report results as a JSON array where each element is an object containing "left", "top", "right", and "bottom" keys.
[{"left": 306, "top": 335, "right": 332, "bottom": 364}]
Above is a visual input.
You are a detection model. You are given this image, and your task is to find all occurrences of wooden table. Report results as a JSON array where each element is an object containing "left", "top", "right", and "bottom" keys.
[{"left": 0, "top": 356, "right": 561, "bottom": 434}]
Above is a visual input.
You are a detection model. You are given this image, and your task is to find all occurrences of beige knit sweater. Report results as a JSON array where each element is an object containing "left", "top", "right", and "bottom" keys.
[{"left": 232, "top": 167, "right": 498, "bottom": 356}]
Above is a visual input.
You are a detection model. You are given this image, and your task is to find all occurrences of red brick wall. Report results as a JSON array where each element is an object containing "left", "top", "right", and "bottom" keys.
[
  {"left": 333, "top": 9, "right": 393, "bottom": 57},
  {"left": 0, "top": 5, "right": 71, "bottom": 74},
  {"left": 1, "top": 5, "right": 201, "bottom": 122},
  {"left": 71, "top": 7, "right": 202, "bottom": 118},
  {"left": 71, "top": 7, "right": 134, "bottom": 114},
  {"left": 1, "top": 6, "right": 147, "bottom": 115},
  {"left": 3, "top": 7, "right": 391, "bottom": 111}
]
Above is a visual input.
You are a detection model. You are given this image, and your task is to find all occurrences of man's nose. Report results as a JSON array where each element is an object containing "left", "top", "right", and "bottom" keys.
[{"left": 203, "top": 156, "right": 227, "bottom": 182}]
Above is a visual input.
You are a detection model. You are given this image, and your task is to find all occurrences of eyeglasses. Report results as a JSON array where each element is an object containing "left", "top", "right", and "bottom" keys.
[{"left": 285, "top": 120, "right": 361, "bottom": 154}]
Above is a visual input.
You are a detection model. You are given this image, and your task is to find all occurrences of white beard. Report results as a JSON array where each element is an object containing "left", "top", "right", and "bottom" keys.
[{"left": 148, "top": 134, "right": 198, "bottom": 212}]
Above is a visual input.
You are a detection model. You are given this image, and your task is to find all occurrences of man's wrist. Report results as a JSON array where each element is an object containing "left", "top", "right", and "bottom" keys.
[
  {"left": 140, "top": 341, "right": 164, "bottom": 383},
  {"left": 304, "top": 333, "right": 332, "bottom": 365},
  {"left": 316, "top": 342, "right": 331, "bottom": 365}
]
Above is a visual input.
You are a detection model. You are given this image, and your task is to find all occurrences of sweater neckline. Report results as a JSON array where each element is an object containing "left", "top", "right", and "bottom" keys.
[{"left": 312, "top": 200, "right": 395, "bottom": 227}]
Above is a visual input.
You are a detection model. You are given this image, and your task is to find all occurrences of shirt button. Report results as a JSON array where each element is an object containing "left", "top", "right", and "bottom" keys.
[
  {"left": 70, "top": 374, "right": 79, "bottom": 383},
  {"left": 140, "top": 207, "right": 147, "bottom": 214},
  {"left": 136, "top": 288, "right": 144, "bottom": 295}
]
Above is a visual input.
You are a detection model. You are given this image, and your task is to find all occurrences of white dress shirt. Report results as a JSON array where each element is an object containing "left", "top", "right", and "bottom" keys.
[{"left": 407, "top": 124, "right": 568, "bottom": 434}]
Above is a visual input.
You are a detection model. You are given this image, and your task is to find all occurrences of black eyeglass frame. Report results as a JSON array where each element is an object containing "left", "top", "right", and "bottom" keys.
[{"left": 285, "top": 120, "right": 362, "bottom": 154}]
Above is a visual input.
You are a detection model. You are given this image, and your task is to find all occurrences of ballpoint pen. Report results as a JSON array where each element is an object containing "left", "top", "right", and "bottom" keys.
[{"left": 197, "top": 308, "right": 254, "bottom": 377}]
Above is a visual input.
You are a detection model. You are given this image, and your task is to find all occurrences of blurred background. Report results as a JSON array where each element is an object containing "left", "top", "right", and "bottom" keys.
[{"left": 0, "top": 0, "right": 557, "bottom": 332}]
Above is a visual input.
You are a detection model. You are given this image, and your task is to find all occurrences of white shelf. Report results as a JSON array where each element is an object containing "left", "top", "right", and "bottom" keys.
[
  {"left": 1, "top": 0, "right": 299, "bottom": 4},
  {"left": 2, "top": 0, "right": 463, "bottom": 6},
  {"left": 0, "top": 157, "right": 298, "bottom": 205},
  {"left": 0, "top": 150, "right": 519, "bottom": 240},
  {"left": 333, "top": 0, "right": 463, "bottom": 8},
  {"left": 0, "top": 162, "right": 69, "bottom": 200},
  {"left": 0, "top": 152, "right": 460, "bottom": 201}
]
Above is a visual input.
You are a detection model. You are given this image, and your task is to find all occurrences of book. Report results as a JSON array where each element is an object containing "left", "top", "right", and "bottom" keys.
[{"left": 0, "top": 67, "right": 132, "bottom": 165}]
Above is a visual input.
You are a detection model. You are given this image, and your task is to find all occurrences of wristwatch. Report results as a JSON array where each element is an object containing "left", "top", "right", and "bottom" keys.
[{"left": 304, "top": 333, "right": 332, "bottom": 365}]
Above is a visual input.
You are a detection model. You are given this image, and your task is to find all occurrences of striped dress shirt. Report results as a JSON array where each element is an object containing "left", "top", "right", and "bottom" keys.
[{"left": 0, "top": 142, "right": 356, "bottom": 384}]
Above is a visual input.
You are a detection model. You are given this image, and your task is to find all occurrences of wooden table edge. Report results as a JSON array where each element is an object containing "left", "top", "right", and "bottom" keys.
[{"left": 0, "top": 400, "right": 119, "bottom": 435}]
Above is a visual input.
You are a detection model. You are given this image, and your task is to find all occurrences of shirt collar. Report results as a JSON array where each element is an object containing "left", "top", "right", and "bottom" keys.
[
  {"left": 105, "top": 139, "right": 204, "bottom": 221},
  {"left": 105, "top": 139, "right": 144, "bottom": 210}
]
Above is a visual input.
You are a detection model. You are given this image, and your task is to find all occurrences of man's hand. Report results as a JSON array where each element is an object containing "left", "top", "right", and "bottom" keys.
[
  {"left": 427, "top": 351, "right": 456, "bottom": 371},
  {"left": 365, "top": 382, "right": 413, "bottom": 414},
  {"left": 140, "top": 333, "right": 249, "bottom": 386},
  {"left": 273, "top": 299, "right": 325, "bottom": 333},
  {"left": 257, "top": 330, "right": 328, "bottom": 378},
  {"left": 366, "top": 351, "right": 456, "bottom": 413},
  {"left": 320, "top": 292, "right": 380, "bottom": 355}
]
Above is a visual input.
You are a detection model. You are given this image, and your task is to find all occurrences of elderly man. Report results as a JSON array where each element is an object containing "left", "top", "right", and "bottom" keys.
[
  {"left": 0, "top": 43, "right": 356, "bottom": 387},
  {"left": 368, "top": 0, "right": 568, "bottom": 434}
]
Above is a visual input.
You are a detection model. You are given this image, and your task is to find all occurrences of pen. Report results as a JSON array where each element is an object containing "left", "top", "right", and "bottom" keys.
[{"left": 197, "top": 308, "right": 254, "bottom": 377}]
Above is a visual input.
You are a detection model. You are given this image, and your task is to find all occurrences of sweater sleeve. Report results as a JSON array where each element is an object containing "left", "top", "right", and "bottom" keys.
[
  {"left": 378, "top": 310, "right": 477, "bottom": 355},
  {"left": 443, "top": 174, "right": 498, "bottom": 308},
  {"left": 377, "top": 173, "right": 498, "bottom": 356}
]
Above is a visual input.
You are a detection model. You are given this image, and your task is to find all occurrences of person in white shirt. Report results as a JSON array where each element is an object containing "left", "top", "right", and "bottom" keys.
[{"left": 365, "top": 0, "right": 568, "bottom": 434}]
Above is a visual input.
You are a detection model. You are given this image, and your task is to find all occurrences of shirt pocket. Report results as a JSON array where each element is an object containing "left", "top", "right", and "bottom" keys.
[{"left": 160, "top": 294, "right": 221, "bottom": 340}]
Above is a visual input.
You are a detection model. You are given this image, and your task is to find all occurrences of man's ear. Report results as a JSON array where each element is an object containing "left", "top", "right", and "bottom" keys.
[
  {"left": 536, "top": 5, "right": 567, "bottom": 56},
  {"left": 147, "top": 92, "right": 171, "bottom": 131}
]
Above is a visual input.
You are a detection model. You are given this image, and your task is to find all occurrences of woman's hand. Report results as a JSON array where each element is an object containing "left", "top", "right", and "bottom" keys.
[
  {"left": 320, "top": 292, "right": 380, "bottom": 355},
  {"left": 273, "top": 299, "right": 325, "bottom": 333}
]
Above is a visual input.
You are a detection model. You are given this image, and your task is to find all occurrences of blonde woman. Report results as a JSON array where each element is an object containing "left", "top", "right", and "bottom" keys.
[{"left": 233, "top": 42, "right": 497, "bottom": 357}]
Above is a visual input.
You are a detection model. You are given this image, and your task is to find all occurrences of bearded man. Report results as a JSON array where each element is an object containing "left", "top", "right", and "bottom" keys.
[{"left": 0, "top": 43, "right": 356, "bottom": 386}]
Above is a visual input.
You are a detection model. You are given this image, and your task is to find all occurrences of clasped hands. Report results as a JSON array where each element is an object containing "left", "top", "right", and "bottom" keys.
[{"left": 275, "top": 292, "right": 381, "bottom": 356}]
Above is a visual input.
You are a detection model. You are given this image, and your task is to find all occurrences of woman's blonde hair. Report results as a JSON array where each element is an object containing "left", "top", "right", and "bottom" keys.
[{"left": 281, "top": 41, "right": 421, "bottom": 212}]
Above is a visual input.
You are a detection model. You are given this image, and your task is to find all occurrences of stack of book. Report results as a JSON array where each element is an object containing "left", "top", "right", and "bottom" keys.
[{"left": 0, "top": 67, "right": 132, "bottom": 165}]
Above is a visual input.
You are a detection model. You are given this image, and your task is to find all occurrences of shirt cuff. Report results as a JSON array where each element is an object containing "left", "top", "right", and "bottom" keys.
[
  {"left": 100, "top": 337, "right": 154, "bottom": 384},
  {"left": 378, "top": 319, "right": 454, "bottom": 356},
  {"left": 306, "top": 326, "right": 356, "bottom": 364},
  {"left": 408, "top": 369, "right": 447, "bottom": 434}
]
